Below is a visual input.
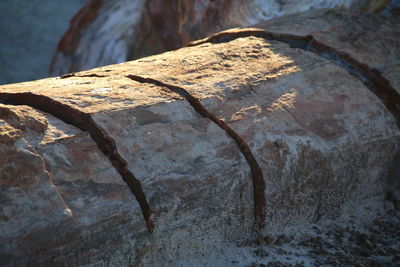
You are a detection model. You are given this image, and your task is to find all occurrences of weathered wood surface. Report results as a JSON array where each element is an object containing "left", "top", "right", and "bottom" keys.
[{"left": 0, "top": 9, "right": 399, "bottom": 266}]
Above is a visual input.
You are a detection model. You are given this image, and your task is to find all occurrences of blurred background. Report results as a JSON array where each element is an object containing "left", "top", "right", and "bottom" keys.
[
  {"left": 0, "top": 0, "right": 399, "bottom": 85},
  {"left": 0, "top": 0, "right": 86, "bottom": 84}
]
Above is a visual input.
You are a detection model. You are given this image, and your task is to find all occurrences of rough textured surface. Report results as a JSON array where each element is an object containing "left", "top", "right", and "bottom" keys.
[
  {"left": 189, "top": 9, "right": 400, "bottom": 124},
  {"left": 255, "top": 9, "right": 400, "bottom": 95},
  {"left": 50, "top": 0, "right": 398, "bottom": 76},
  {"left": 0, "top": 9, "right": 399, "bottom": 266}
]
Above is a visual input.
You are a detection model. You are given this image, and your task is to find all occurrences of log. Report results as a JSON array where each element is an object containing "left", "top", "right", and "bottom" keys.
[{"left": 1, "top": 9, "right": 399, "bottom": 266}]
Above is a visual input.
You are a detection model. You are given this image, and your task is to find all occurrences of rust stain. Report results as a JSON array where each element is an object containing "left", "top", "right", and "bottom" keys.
[
  {"left": 0, "top": 92, "right": 155, "bottom": 233},
  {"left": 187, "top": 28, "right": 400, "bottom": 127},
  {"left": 146, "top": 0, "right": 183, "bottom": 50},
  {"left": 287, "top": 94, "right": 347, "bottom": 140},
  {"left": 126, "top": 74, "right": 266, "bottom": 229},
  {"left": 146, "top": 0, "right": 236, "bottom": 50},
  {"left": 57, "top": 0, "right": 103, "bottom": 53}
]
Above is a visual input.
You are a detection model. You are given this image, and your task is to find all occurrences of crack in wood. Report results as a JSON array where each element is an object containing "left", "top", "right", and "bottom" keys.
[
  {"left": 0, "top": 92, "right": 155, "bottom": 232},
  {"left": 126, "top": 74, "right": 266, "bottom": 229},
  {"left": 188, "top": 28, "right": 400, "bottom": 127},
  {"left": 60, "top": 73, "right": 106, "bottom": 79}
]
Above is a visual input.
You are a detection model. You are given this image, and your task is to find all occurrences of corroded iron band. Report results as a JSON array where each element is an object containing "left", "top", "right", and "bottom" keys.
[
  {"left": 127, "top": 74, "right": 266, "bottom": 229},
  {"left": 0, "top": 92, "right": 155, "bottom": 232}
]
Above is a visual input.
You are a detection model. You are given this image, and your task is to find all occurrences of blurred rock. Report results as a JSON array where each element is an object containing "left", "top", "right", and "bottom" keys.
[{"left": 50, "top": 0, "right": 397, "bottom": 76}]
